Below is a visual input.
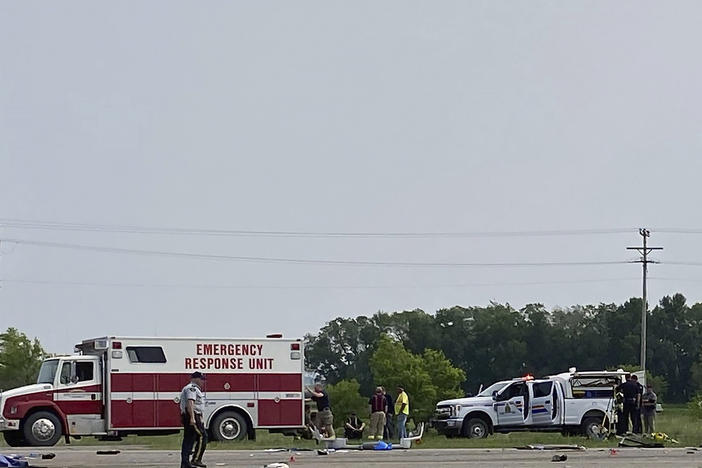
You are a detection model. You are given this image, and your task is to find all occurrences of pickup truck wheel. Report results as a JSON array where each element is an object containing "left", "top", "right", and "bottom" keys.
[
  {"left": 581, "top": 416, "right": 604, "bottom": 439},
  {"left": 3, "top": 431, "right": 27, "bottom": 447},
  {"left": 463, "top": 418, "right": 489, "bottom": 439},
  {"left": 22, "top": 411, "right": 63, "bottom": 446},
  {"left": 210, "top": 411, "right": 248, "bottom": 441}
]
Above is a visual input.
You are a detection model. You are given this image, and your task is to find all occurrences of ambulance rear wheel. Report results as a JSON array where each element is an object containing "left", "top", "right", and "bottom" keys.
[
  {"left": 211, "top": 411, "right": 247, "bottom": 441},
  {"left": 23, "top": 411, "right": 62, "bottom": 446},
  {"left": 3, "top": 430, "right": 27, "bottom": 447}
]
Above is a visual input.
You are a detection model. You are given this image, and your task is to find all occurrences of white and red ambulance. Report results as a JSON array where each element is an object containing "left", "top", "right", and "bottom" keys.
[{"left": 0, "top": 335, "right": 306, "bottom": 446}]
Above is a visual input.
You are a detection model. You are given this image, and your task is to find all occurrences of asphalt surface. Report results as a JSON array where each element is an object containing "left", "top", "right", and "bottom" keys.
[{"left": 3, "top": 447, "right": 702, "bottom": 467}]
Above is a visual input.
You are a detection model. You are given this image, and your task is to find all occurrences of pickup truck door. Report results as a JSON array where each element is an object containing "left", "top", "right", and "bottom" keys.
[
  {"left": 495, "top": 382, "right": 528, "bottom": 426},
  {"left": 529, "top": 380, "right": 554, "bottom": 426}
]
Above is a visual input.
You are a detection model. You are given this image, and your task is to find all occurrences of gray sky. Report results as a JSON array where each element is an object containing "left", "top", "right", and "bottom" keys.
[{"left": 2, "top": 1, "right": 702, "bottom": 353}]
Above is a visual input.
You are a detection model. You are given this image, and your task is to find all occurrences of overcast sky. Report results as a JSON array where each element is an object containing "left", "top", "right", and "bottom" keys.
[{"left": 2, "top": 1, "right": 702, "bottom": 353}]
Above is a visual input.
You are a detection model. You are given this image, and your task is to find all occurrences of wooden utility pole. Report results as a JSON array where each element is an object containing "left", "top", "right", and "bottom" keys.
[{"left": 627, "top": 228, "right": 663, "bottom": 378}]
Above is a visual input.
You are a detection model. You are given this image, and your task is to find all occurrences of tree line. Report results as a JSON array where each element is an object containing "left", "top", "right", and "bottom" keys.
[{"left": 305, "top": 293, "right": 702, "bottom": 405}]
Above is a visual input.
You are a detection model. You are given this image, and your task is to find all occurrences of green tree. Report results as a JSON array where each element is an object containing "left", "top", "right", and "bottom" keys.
[
  {"left": 325, "top": 379, "right": 369, "bottom": 426},
  {"left": 0, "top": 327, "right": 46, "bottom": 390},
  {"left": 369, "top": 335, "right": 465, "bottom": 422}
]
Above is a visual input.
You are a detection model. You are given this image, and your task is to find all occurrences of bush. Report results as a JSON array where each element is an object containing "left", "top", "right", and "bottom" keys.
[
  {"left": 688, "top": 393, "right": 702, "bottom": 419},
  {"left": 326, "top": 379, "right": 369, "bottom": 423}
]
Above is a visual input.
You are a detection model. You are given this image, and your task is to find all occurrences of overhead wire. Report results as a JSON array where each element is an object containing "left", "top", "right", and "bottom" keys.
[
  {"left": 0, "top": 218, "right": 635, "bottom": 239},
  {"left": 0, "top": 238, "right": 630, "bottom": 268}
]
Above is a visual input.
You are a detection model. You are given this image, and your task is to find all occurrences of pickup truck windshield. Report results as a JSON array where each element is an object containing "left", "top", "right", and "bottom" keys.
[
  {"left": 37, "top": 359, "right": 59, "bottom": 384},
  {"left": 477, "top": 382, "right": 509, "bottom": 397}
]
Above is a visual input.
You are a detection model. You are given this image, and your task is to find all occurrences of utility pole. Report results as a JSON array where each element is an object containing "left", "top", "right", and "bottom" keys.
[{"left": 627, "top": 228, "right": 663, "bottom": 378}]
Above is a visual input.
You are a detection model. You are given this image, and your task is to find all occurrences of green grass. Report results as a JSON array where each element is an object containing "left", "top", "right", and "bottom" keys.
[{"left": 2, "top": 405, "right": 700, "bottom": 450}]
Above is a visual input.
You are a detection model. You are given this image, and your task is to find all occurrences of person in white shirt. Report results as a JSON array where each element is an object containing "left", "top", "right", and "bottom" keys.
[{"left": 180, "top": 372, "right": 207, "bottom": 468}]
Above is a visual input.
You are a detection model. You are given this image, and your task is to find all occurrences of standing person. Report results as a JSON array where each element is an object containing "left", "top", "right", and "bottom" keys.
[
  {"left": 307, "top": 383, "right": 336, "bottom": 438},
  {"left": 344, "top": 412, "right": 365, "bottom": 439},
  {"left": 180, "top": 372, "right": 207, "bottom": 468},
  {"left": 368, "top": 387, "right": 387, "bottom": 440},
  {"left": 383, "top": 387, "right": 395, "bottom": 440},
  {"left": 631, "top": 375, "right": 644, "bottom": 433},
  {"left": 394, "top": 385, "right": 410, "bottom": 440},
  {"left": 642, "top": 383, "right": 657, "bottom": 434},
  {"left": 620, "top": 374, "right": 639, "bottom": 434}
]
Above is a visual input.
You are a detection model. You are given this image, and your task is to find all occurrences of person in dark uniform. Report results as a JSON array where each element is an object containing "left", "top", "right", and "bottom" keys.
[
  {"left": 383, "top": 387, "right": 395, "bottom": 440},
  {"left": 620, "top": 374, "right": 640, "bottom": 434},
  {"left": 631, "top": 375, "right": 644, "bottom": 433},
  {"left": 180, "top": 372, "right": 207, "bottom": 468}
]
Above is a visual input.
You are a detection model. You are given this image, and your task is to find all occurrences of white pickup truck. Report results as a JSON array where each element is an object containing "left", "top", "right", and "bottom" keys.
[{"left": 434, "top": 370, "right": 626, "bottom": 439}]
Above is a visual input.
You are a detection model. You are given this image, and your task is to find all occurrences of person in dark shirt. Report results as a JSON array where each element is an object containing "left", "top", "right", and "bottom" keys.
[
  {"left": 620, "top": 374, "right": 641, "bottom": 433},
  {"left": 383, "top": 387, "right": 395, "bottom": 439},
  {"left": 344, "top": 412, "right": 365, "bottom": 439},
  {"left": 631, "top": 375, "right": 644, "bottom": 433},
  {"left": 307, "top": 383, "right": 335, "bottom": 438}
]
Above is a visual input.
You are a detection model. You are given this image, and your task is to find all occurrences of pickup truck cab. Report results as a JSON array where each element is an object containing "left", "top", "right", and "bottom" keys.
[{"left": 434, "top": 370, "right": 625, "bottom": 439}]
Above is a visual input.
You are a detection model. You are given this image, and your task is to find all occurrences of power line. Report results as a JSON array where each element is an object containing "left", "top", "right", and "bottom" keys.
[
  {"left": 0, "top": 277, "right": 643, "bottom": 289},
  {"left": 0, "top": 238, "right": 629, "bottom": 268},
  {"left": 0, "top": 218, "right": 635, "bottom": 239}
]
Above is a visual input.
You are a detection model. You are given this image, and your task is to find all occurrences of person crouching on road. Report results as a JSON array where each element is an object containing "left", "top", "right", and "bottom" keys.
[
  {"left": 307, "top": 383, "right": 336, "bottom": 438},
  {"left": 368, "top": 386, "right": 387, "bottom": 440},
  {"left": 395, "top": 385, "right": 410, "bottom": 440},
  {"left": 180, "top": 372, "right": 207, "bottom": 468}
]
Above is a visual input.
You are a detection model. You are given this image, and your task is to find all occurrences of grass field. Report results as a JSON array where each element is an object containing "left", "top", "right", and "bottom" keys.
[{"left": 2, "top": 405, "right": 700, "bottom": 450}]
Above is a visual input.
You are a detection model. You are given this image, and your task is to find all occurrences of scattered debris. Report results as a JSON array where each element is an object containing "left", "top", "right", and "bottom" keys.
[
  {"left": 316, "top": 449, "right": 329, "bottom": 456},
  {"left": 550, "top": 454, "right": 568, "bottom": 462},
  {"left": 618, "top": 432, "right": 678, "bottom": 448},
  {"left": 516, "top": 444, "right": 585, "bottom": 451},
  {"left": 609, "top": 448, "right": 619, "bottom": 456},
  {"left": 96, "top": 449, "right": 121, "bottom": 455},
  {"left": 263, "top": 464, "right": 290, "bottom": 468},
  {"left": 0, "top": 454, "right": 29, "bottom": 468}
]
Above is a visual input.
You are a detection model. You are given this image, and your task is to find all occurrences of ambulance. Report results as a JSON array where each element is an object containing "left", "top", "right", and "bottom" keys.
[{"left": 0, "top": 335, "right": 306, "bottom": 446}]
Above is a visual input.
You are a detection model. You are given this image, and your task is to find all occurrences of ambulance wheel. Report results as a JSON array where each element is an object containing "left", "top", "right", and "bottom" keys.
[
  {"left": 211, "top": 411, "right": 248, "bottom": 441},
  {"left": 462, "top": 418, "right": 489, "bottom": 439},
  {"left": 3, "top": 430, "right": 27, "bottom": 447},
  {"left": 22, "top": 411, "right": 63, "bottom": 446}
]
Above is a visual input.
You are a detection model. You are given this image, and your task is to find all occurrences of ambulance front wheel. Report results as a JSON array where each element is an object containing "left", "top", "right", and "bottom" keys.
[
  {"left": 211, "top": 411, "right": 248, "bottom": 441},
  {"left": 22, "top": 411, "right": 63, "bottom": 446}
]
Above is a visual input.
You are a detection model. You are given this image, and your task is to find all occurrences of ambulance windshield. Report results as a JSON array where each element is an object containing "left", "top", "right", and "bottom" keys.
[{"left": 37, "top": 359, "right": 59, "bottom": 384}]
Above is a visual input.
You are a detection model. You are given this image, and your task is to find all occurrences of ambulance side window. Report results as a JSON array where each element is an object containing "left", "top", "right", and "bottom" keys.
[
  {"left": 60, "top": 362, "right": 72, "bottom": 384},
  {"left": 126, "top": 346, "right": 167, "bottom": 363},
  {"left": 75, "top": 362, "right": 94, "bottom": 382}
]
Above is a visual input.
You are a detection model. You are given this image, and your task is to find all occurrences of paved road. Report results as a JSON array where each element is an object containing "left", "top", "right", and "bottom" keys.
[{"left": 3, "top": 447, "right": 702, "bottom": 467}]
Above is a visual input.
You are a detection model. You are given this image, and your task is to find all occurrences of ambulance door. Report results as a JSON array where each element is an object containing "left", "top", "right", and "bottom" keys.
[
  {"left": 528, "top": 380, "right": 554, "bottom": 426},
  {"left": 54, "top": 357, "right": 104, "bottom": 435},
  {"left": 495, "top": 382, "right": 528, "bottom": 426}
]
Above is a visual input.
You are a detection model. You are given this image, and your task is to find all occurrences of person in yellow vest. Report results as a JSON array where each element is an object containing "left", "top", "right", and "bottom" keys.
[{"left": 394, "top": 385, "right": 410, "bottom": 440}]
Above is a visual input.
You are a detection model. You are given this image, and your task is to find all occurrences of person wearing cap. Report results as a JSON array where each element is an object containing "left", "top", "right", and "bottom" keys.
[
  {"left": 180, "top": 372, "right": 207, "bottom": 468},
  {"left": 368, "top": 386, "right": 387, "bottom": 440},
  {"left": 394, "top": 385, "right": 410, "bottom": 440}
]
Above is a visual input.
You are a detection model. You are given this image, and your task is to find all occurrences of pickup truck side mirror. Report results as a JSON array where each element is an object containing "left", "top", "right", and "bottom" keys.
[{"left": 492, "top": 391, "right": 498, "bottom": 399}]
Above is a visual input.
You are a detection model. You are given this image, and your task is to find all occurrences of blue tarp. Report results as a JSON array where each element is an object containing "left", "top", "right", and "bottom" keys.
[{"left": 0, "top": 454, "right": 29, "bottom": 467}]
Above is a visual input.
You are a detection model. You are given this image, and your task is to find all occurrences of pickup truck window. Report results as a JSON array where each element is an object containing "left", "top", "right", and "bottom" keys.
[
  {"left": 478, "top": 382, "right": 509, "bottom": 397},
  {"left": 533, "top": 381, "right": 553, "bottom": 398},
  {"left": 497, "top": 382, "right": 527, "bottom": 401}
]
